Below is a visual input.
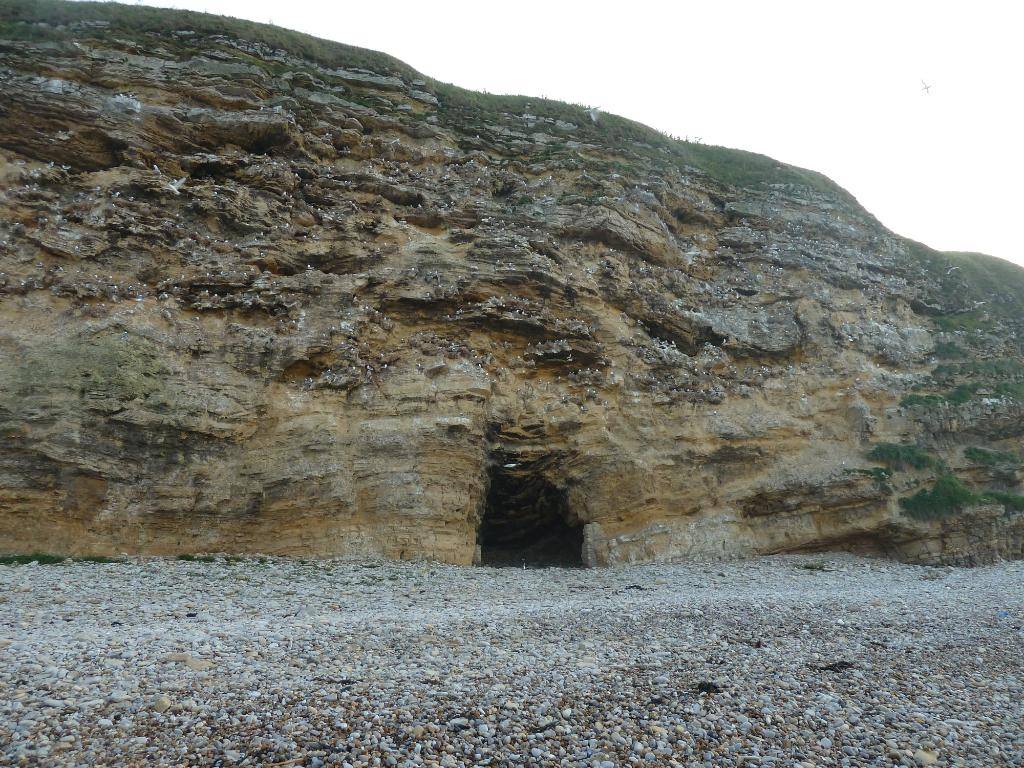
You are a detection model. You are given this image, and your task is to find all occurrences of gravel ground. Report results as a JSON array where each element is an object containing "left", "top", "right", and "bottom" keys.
[{"left": 1, "top": 554, "right": 1022, "bottom": 767}]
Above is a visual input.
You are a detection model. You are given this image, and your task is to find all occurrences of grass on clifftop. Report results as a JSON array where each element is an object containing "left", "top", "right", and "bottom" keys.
[
  {"left": 0, "top": 0, "right": 855, "bottom": 198},
  {"left": 4, "top": 0, "right": 1022, "bottom": 306},
  {"left": 0, "top": 0, "right": 414, "bottom": 76},
  {"left": 905, "top": 240, "right": 1024, "bottom": 318},
  {"left": 434, "top": 84, "right": 849, "bottom": 194}
]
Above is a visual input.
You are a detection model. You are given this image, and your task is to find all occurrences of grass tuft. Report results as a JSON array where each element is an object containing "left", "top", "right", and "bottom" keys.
[
  {"left": 867, "top": 443, "right": 941, "bottom": 472},
  {"left": 934, "top": 342, "right": 965, "bottom": 359},
  {"left": 964, "top": 446, "right": 1020, "bottom": 467},
  {"left": 900, "top": 380, "right": 1024, "bottom": 409},
  {"left": 900, "top": 475, "right": 1024, "bottom": 519},
  {"left": 983, "top": 491, "right": 1024, "bottom": 512},
  {"left": 900, "top": 393, "right": 947, "bottom": 409},
  {"left": 899, "top": 475, "right": 979, "bottom": 520}
]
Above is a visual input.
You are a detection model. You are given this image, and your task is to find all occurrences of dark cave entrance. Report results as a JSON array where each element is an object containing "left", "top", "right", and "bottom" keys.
[{"left": 478, "top": 459, "right": 584, "bottom": 567}]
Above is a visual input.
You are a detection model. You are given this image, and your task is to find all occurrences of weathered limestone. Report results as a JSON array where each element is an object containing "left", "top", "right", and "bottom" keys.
[{"left": 1, "top": 12, "right": 1022, "bottom": 565}]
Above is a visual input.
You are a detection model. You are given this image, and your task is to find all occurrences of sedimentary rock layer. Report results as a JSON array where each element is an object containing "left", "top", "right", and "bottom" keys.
[{"left": 1, "top": 2, "right": 1023, "bottom": 564}]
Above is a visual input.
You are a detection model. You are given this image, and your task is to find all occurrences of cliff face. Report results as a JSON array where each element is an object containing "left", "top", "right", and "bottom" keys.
[{"left": 2, "top": 3, "right": 1023, "bottom": 566}]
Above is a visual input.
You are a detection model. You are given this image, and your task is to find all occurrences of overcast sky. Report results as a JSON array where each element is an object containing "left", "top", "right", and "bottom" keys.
[{"left": 119, "top": 0, "right": 1022, "bottom": 266}]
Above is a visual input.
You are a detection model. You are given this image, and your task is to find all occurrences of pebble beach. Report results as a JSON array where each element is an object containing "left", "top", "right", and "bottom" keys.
[{"left": 2, "top": 554, "right": 1022, "bottom": 767}]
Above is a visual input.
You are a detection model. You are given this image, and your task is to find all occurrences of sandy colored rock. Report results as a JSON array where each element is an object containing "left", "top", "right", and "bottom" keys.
[
  {"left": 151, "top": 695, "right": 172, "bottom": 713},
  {"left": 0, "top": 5, "right": 1023, "bottom": 566}
]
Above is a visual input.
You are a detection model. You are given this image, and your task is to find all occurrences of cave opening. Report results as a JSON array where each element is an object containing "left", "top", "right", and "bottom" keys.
[{"left": 478, "top": 458, "right": 584, "bottom": 567}]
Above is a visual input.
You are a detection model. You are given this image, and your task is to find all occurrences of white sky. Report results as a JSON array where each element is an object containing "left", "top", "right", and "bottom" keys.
[{"left": 118, "top": 0, "right": 1022, "bottom": 265}]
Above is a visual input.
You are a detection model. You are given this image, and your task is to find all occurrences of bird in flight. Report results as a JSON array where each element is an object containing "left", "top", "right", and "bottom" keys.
[
  {"left": 166, "top": 176, "right": 188, "bottom": 195},
  {"left": 921, "top": 80, "right": 932, "bottom": 95}
]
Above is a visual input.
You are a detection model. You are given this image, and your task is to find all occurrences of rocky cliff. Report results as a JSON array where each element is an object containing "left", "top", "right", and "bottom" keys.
[{"left": 2, "top": 1, "right": 1023, "bottom": 566}]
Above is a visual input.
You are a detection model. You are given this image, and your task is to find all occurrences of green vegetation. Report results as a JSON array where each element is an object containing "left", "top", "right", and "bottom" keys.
[
  {"left": 906, "top": 241, "right": 1024, "bottom": 320},
  {"left": 918, "top": 359, "right": 1024, "bottom": 410},
  {"left": 900, "top": 380, "right": 1024, "bottom": 409},
  {"left": 0, "top": 553, "right": 122, "bottom": 565},
  {"left": 966, "top": 360, "right": 1024, "bottom": 378},
  {"left": 900, "top": 393, "right": 947, "bottom": 409},
  {"left": 900, "top": 474, "right": 1024, "bottom": 520},
  {"left": 423, "top": 82, "right": 855, "bottom": 193},
  {"left": 899, "top": 475, "right": 979, "bottom": 520},
  {"left": 933, "top": 342, "right": 965, "bottom": 359},
  {"left": 994, "top": 382, "right": 1024, "bottom": 400},
  {"left": 945, "top": 384, "right": 977, "bottom": 405},
  {"left": 933, "top": 312, "right": 996, "bottom": 334},
  {"left": 0, "top": 0, "right": 416, "bottom": 77},
  {"left": 900, "top": 383, "right": 973, "bottom": 409},
  {"left": 935, "top": 359, "right": 1024, "bottom": 380},
  {"left": 984, "top": 491, "right": 1024, "bottom": 512},
  {"left": 964, "top": 446, "right": 1021, "bottom": 467},
  {"left": 845, "top": 466, "right": 894, "bottom": 493},
  {"left": 867, "top": 443, "right": 941, "bottom": 471}
]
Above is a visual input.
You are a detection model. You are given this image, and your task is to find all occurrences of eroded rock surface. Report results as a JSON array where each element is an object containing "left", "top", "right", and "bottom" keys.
[{"left": 1, "top": 7, "right": 1023, "bottom": 565}]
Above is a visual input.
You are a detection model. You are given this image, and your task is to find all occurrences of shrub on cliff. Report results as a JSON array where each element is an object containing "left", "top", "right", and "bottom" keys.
[
  {"left": 964, "top": 447, "right": 1021, "bottom": 467},
  {"left": 867, "top": 443, "right": 941, "bottom": 472},
  {"left": 900, "top": 475, "right": 979, "bottom": 519}
]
